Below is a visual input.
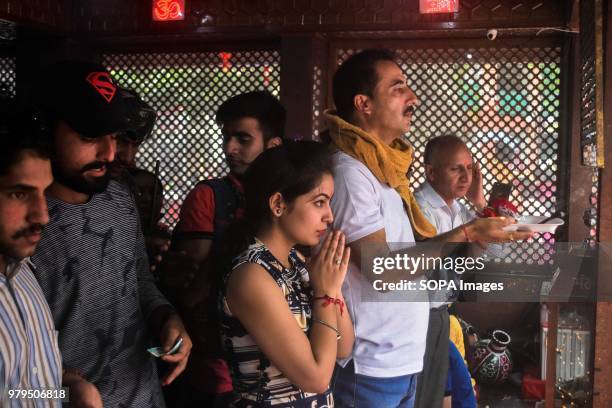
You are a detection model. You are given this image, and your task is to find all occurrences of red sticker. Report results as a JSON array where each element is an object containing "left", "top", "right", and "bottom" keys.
[{"left": 86, "top": 72, "right": 116, "bottom": 103}]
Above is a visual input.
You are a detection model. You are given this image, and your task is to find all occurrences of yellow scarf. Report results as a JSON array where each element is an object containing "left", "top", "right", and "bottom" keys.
[{"left": 325, "top": 111, "right": 436, "bottom": 239}]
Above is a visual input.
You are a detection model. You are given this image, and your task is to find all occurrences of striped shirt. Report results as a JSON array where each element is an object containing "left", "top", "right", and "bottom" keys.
[
  {"left": 32, "top": 180, "right": 170, "bottom": 407},
  {"left": 0, "top": 257, "right": 62, "bottom": 408}
]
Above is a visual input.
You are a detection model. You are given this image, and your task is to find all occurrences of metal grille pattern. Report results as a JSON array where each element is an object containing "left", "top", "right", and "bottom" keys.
[
  {"left": 579, "top": 0, "right": 601, "bottom": 168},
  {"left": 579, "top": 0, "right": 602, "bottom": 244},
  {"left": 0, "top": 56, "right": 16, "bottom": 98},
  {"left": 0, "top": 19, "right": 16, "bottom": 41},
  {"left": 337, "top": 46, "right": 562, "bottom": 264},
  {"left": 586, "top": 169, "right": 600, "bottom": 246},
  {"left": 103, "top": 51, "right": 280, "bottom": 228},
  {"left": 312, "top": 64, "right": 323, "bottom": 140}
]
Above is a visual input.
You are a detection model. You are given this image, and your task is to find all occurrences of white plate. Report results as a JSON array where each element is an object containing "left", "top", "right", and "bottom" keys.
[{"left": 502, "top": 216, "right": 564, "bottom": 233}]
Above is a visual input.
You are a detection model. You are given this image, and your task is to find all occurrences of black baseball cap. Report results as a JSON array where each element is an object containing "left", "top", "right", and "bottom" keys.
[{"left": 35, "top": 60, "right": 129, "bottom": 138}]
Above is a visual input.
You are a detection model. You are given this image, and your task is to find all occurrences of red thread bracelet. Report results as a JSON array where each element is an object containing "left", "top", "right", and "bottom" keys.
[{"left": 313, "top": 295, "right": 345, "bottom": 316}]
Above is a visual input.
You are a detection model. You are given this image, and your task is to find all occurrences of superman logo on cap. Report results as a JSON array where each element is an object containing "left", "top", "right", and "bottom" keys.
[{"left": 86, "top": 72, "right": 117, "bottom": 103}]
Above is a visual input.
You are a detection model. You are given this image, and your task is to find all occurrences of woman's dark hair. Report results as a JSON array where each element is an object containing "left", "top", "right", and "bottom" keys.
[
  {"left": 229, "top": 140, "right": 333, "bottom": 258},
  {"left": 245, "top": 140, "right": 332, "bottom": 231}
]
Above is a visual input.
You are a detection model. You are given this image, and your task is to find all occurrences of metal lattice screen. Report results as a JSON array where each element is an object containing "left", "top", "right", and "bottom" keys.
[
  {"left": 103, "top": 51, "right": 280, "bottom": 228},
  {"left": 312, "top": 64, "right": 323, "bottom": 141},
  {"left": 337, "top": 47, "right": 562, "bottom": 264},
  {"left": 0, "top": 56, "right": 16, "bottom": 98},
  {"left": 579, "top": 0, "right": 603, "bottom": 169},
  {"left": 586, "top": 170, "right": 600, "bottom": 245},
  {"left": 580, "top": 0, "right": 602, "bottom": 245}
]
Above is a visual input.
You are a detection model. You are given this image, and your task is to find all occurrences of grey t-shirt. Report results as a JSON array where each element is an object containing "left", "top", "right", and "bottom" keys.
[{"left": 32, "top": 180, "right": 170, "bottom": 407}]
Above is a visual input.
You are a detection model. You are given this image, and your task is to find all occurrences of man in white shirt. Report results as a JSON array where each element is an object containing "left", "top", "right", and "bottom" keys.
[
  {"left": 413, "top": 135, "right": 485, "bottom": 408},
  {"left": 325, "top": 50, "right": 530, "bottom": 408},
  {"left": 415, "top": 135, "right": 485, "bottom": 234}
]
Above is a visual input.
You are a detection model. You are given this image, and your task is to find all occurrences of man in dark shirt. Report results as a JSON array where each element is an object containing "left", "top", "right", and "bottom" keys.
[
  {"left": 109, "top": 87, "right": 170, "bottom": 273},
  {"left": 109, "top": 87, "right": 163, "bottom": 232},
  {"left": 31, "top": 60, "right": 192, "bottom": 407},
  {"left": 172, "top": 91, "right": 285, "bottom": 407}
]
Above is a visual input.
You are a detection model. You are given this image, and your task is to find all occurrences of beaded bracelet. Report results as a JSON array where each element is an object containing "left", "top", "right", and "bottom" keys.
[{"left": 311, "top": 318, "right": 341, "bottom": 340}]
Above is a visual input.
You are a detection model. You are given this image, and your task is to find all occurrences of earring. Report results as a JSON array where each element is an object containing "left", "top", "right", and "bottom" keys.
[{"left": 275, "top": 209, "right": 282, "bottom": 216}]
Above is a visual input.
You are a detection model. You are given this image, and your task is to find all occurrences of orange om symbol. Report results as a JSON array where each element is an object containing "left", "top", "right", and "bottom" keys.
[{"left": 153, "top": 0, "right": 183, "bottom": 21}]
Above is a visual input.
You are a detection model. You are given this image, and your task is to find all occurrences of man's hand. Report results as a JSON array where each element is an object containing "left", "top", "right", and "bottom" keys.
[
  {"left": 158, "top": 312, "right": 193, "bottom": 386},
  {"left": 466, "top": 161, "right": 486, "bottom": 211},
  {"left": 63, "top": 372, "right": 103, "bottom": 408},
  {"left": 467, "top": 217, "right": 533, "bottom": 244}
]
